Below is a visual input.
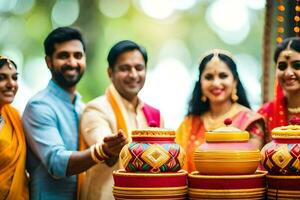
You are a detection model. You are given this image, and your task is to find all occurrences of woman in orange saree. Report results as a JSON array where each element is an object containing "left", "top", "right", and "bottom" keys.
[
  {"left": 0, "top": 57, "right": 28, "bottom": 200},
  {"left": 258, "top": 37, "right": 300, "bottom": 141},
  {"left": 176, "top": 49, "right": 265, "bottom": 173}
]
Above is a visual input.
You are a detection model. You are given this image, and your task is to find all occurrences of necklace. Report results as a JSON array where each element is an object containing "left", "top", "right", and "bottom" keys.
[
  {"left": 202, "top": 103, "right": 243, "bottom": 131},
  {"left": 288, "top": 107, "right": 300, "bottom": 114}
]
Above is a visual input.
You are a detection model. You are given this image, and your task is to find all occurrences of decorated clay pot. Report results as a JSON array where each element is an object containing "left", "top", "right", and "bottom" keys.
[
  {"left": 119, "top": 128, "right": 186, "bottom": 172},
  {"left": 266, "top": 174, "right": 300, "bottom": 198},
  {"left": 188, "top": 170, "right": 267, "bottom": 199},
  {"left": 194, "top": 120, "right": 261, "bottom": 175},
  {"left": 261, "top": 122, "right": 300, "bottom": 175},
  {"left": 113, "top": 169, "right": 188, "bottom": 200}
]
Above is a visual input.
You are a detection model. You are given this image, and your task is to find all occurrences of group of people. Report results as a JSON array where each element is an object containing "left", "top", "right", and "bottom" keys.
[{"left": 1, "top": 26, "right": 300, "bottom": 200}]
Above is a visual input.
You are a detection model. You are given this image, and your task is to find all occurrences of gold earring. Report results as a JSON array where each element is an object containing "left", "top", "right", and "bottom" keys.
[
  {"left": 231, "top": 88, "right": 239, "bottom": 102},
  {"left": 201, "top": 95, "right": 207, "bottom": 102}
]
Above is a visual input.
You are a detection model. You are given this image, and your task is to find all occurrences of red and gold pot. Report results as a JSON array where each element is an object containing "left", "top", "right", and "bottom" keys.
[
  {"left": 266, "top": 175, "right": 300, "bottom": 199},
  {"left": 261, "top": 124, "right": 300, "bottom": 175},
  {"left": 188, "top": 170, "right": 267, "bottom": 199},
  {"left": 113, "top": 169, "right": 188, "bottom": 200},
  {"left": 119, "top": 128, "right": 185, "bottom": 172}
]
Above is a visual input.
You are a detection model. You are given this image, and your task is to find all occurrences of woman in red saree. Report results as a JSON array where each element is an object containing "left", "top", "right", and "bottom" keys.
[
  {"left": 258, "top": 37, "right": 300, "bottom": 141},
  {"left": 0, "top": 57, "right": 28, "bottom": 200},
  {"left": 176, "top": 49, "right": 265, "bottom": 173}
]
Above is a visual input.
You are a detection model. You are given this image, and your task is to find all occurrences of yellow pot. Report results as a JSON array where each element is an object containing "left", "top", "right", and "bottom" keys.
[{"left": 194, "top": 126, "right": 261, "bottom": 175}]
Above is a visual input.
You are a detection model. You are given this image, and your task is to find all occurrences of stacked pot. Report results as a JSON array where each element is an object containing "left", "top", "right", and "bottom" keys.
[
  {"left": 261, "top": 121, "right": 300, "bottom": 199},
  {"left": 189, "top": 122, "right": 266, "bottom": 199},
  {"left": 113, "top": 128, "right": 188, "bottom": 200}
]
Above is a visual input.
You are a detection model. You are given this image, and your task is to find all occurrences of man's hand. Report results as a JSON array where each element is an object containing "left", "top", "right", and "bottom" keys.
[{"left": 102, "top": 130, "right": 128, "bottom": 157}]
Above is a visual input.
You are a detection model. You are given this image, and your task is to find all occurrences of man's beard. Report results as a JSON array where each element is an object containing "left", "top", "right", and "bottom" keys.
[{"left": 50, "top": 65, "right": 84, "bottom": 88}]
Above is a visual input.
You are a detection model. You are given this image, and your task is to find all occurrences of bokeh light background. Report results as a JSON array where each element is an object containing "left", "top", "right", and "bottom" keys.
[{"left": 0, "top": 0, "right": 265, "bottom": 128}]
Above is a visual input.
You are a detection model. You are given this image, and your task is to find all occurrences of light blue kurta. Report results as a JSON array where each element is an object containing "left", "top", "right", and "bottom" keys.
[{"left": 22, "top": 80, "right": 84, "bottom": 200}]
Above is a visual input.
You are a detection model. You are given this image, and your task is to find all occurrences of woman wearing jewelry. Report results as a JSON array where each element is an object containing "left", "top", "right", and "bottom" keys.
[
  {"left": 176, "top": 49, "right": 265, "bottom": 173},
  {"left": 258, "top": 37, "right": 300, "bottom": 140},
  {"left": 0, "top": 56, "right": 28, "bottom": 199}
]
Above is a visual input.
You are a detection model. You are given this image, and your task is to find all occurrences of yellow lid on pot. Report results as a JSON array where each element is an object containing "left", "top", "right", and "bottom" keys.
[
  {"left": 272, "top": 117, "right": 300, "bottom": 138},
  {"left": 272, "top": 125, "right": 300, "bottom": 138},
  {"left": 205, "top": 119, "right": 249, "bottom": 142},
  {"left": 205, "top": 127, "right": 249, "bottom": 142}
]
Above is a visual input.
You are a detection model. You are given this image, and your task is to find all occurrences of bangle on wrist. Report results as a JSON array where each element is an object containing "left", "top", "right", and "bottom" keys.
[
  {"left": 90, "top": 145, "right": 101, "bottom": 163},
  {"left": 97, "top": 143, "right": 109, "bottom": 159},
  {"left": 90, "top": 144, "right": 106, "bottom": 163}
]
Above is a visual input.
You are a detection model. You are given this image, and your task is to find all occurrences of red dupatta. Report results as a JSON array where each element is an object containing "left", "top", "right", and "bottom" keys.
[
  {"left": 272, "top": 81, "right": 288, "bottom": 128},
  {"left": 258, "top": 80, "right": 288, "bottom": 135}
]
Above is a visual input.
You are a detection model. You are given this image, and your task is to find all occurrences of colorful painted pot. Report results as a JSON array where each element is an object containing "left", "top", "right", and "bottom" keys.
[
  {"left": 188, "top": 170, "right": 267, "bottom": 199},
  {"left": 194, "top": 124, "right": 261, "bottom": 175},
  {"left": 119, "top": 128, "right": 186, "bottom": 172},
  {"left": 113, "top": 169, "right": 188, "bottom": 200},
  {"left": 261, "top": 124, "right": 300, "bottom": 175},
  {"left": 266, "top": 174, "right": 300, "bottom": 199}
]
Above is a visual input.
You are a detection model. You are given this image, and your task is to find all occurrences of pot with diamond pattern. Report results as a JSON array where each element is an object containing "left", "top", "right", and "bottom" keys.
[
  {"left": 261, "top": 118, "right": 300, "bottom": 175},
  {"left": 119, "top": 128, "right": 186, "bottom": 172},
  {"left": 261, "top": 118, "right": 300, "bottom": 198}
]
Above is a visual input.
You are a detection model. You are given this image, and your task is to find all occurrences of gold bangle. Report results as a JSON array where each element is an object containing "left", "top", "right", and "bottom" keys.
[
  {"left": 95, "top": 143, "right": 109, "bottom": 160},
  {"left": 94, "top": 143, "right": 105, "bottom": 161},
  {"left": 90, "top": 145, "right": 100, "bottom": 163},
  {"left": 94, "top": 143, "right": 104, "bottom": 159},
  {"left": 93, "top": 144, "right": 105, "bottom": 163},
  {"left": 98, "top": 144, "right": 109, "bottom": 159},
  {"left": 94, "top": 143, "right": 102, "bottom": 158}
]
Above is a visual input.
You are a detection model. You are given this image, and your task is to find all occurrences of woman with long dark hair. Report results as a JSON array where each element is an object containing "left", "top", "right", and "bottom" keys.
[
  {"left": 258, "top": 37, "right": 300, "bottom": 140},
  {"left": 176, "top": 49, "right": 265, "bottom": 172}
]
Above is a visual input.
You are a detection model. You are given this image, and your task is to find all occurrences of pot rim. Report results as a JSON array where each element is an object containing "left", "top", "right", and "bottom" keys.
[
  {"left": 188, "top": 170, "right": 267, "bottom": 179},
  {"left": 132, "top": 128, "right": 175, "bottom": 137},
  {"left": 205, "top": 132, "right": 249, "bottom": 142},
  {"left": 113, "top": 169, "right": 188, "bottom": 177}
]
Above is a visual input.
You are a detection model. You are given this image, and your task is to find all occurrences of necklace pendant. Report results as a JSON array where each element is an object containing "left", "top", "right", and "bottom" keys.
[{"left": 288, "top": 107, "right": 300, "bottom": 114}]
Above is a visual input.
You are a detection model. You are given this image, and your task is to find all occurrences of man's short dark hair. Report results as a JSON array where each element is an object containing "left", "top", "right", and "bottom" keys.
[
  {"left": 44, "top": 27, "right": 86, "bottom": 56},
  {"left": 107, "top": 40, "right": 148, "bottom": 69}
]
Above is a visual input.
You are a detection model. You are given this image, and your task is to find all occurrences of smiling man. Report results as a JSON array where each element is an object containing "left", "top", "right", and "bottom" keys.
[
  {"left": 80, "top": 40, "right": 164, "bottom": 200},
  {"left": 22, "top": 27, "right": 127, "bottom": 200}
]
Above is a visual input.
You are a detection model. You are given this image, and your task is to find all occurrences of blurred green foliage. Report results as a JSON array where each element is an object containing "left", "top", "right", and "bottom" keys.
[{"left": 0, "top": 0, "right": 265, "bottom": 103}]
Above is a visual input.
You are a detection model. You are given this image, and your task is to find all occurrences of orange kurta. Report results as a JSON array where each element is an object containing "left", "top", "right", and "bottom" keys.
[{"left": 0, "top": 105, "right": 28, "bottom": 200}]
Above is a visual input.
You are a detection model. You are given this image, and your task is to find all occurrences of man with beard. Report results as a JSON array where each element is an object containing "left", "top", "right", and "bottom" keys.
[
  {"left": 79, "top": 40, "right": 164, "bottom": 200},
  {"left": 22, "top": 27, "right": 127, "bottom": 200}
]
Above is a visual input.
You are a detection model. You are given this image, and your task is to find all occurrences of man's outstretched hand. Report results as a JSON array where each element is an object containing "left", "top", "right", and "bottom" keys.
[{"left": 102, "top": 130, "right": 128, "bottom": 157}]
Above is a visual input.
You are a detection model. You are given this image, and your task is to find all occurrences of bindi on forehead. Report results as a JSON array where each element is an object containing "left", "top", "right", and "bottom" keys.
[
  {"left": 281, "top": 40, "right": 294, "bottom": 61},
  {"left": 203, "top": 68, "right": 224, "bottom": 76},
  {"left": 282, "top": 50, "right": 292, "bottom": 60}
]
